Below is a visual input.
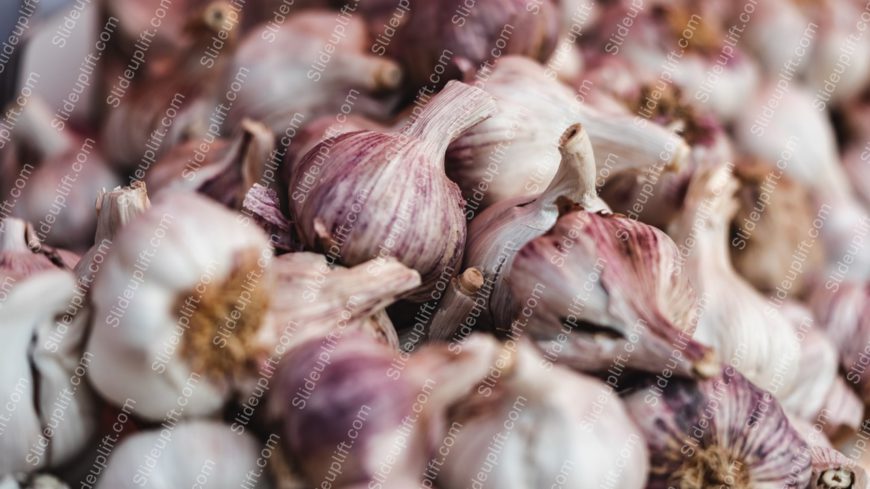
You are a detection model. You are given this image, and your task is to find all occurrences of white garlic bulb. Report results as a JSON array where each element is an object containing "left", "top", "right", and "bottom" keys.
[
  {"left": 668, "top": 164, "right": 802, "bottom": 398},
  {"left": 95, "top": 420, "right": 269, "bottom": 489},
  {"left": 439, "top": 338, "right": 648, "bottom": 489},
  {"left": 87, "top": 191, "right": 273, "bottom": 420},
  {"left": 0, "top": 270, "right": 96, "bottom": 475}
]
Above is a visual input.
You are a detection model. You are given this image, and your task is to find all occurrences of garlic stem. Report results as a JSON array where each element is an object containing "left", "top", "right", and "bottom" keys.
[
  {"left": 427, "top": 267, "right": 484, "bottom": 340},
  {"left": 819, "top": 468, "right": 853, "bottom": 488},
  {"left": 537, "top": 123, "right": 609, "bottom": 213},
  {"left": 0, "top": 218, "right": 34, "bottom": 253},
  {"left": 93, "top": 182, "right": 151, "bottom": 243}
]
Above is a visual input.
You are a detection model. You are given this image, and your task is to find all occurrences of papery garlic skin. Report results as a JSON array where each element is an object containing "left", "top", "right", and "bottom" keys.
[
  {"left": 0, "top": 219, "right": 73, "bottom": 284},
  {"left": 510, "top": 209, "right": 713, "bottom": 377},
  {"left": 0, "top": 271, "right": 95, "bottom": 475},
  {"left": 227, "top": 10, "right": 402, "bottom": 132},
  {"left": 95, "top": 421, "right": 267, "bottom": 489},
  {"left": 290, "top": 81, "right": 495, "bottom": 300},
  {"left": 624, "top": 369, "right": 811, "bottom": 489},
  {"left": 429, "top": 123, "right": 609, "bottom": 338},
  {"left": 87, "top": 191, "right": 272, "bottom": 421},
  {"left": 439, "top": 339, "right": 648, "bottom": 489},
  {"left": 446, "top": 56, "right": 688, "bottom": 209}
]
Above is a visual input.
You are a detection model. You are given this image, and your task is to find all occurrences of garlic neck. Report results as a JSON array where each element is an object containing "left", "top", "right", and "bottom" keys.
[
  {"left": 404, "top": 81, "right": 496, "bottom": 157},
  {"left": 0, "top": 218, "right": 37, "bottom": 253},
  {"left": 94, "top": 183, "right": 151, "bottom": 242},
  {"left": 537, "top": 124, "right": 609, "bottom": 214}
]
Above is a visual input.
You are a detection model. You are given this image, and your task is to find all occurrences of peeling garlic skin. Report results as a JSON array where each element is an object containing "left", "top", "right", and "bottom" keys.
[
  {"left": 95, "top": 421, "right": 267, "bottom": 489},
  {"left": 88, "top": 191, "right": 273, "bottom": 421},
  {"left": 439, "top": 341, "right": 648, "bottom": 489},
  {"left": 625, "top": 369, "right": 811, "bottom": 489}
]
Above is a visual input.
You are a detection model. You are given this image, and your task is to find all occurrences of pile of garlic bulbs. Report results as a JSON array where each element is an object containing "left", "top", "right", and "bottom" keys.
[{"left": 0, "top": 0, "right": 869, "bottom": 487}]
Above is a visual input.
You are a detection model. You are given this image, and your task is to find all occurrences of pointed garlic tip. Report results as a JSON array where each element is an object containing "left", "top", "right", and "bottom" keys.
[
  {"left": 549, "top": 123, "right": 598, "bottom": 203},
  {"left": 692, "top": 350, "right": 720, "bottom": 379},
  {"left": 456, "top": 267, "right": 483, "bottom": 296}
]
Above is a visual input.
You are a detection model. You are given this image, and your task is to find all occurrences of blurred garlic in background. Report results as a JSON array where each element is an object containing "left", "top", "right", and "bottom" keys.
[
  {"left": 227, "top": 9, "right": 402, "bottom": 132},
  {"left": 95, "top": 421, "right": 268, "bottom": 489}
]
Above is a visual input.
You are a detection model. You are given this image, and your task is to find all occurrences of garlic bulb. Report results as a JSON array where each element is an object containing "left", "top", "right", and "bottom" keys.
[
  {"left": 624, "top": 368, "right": 811, "bottom": 489},
  {"left": 102, "top": 2, "right": 240, "bottom": 171},
  {"left": 446, "top": 56, "right": 689, "bottom": 209},
  {"left": 227, "top": 10, "right": 402, "bottom": 132},
  {"left": 429, "top": 123, "right": 610, "bottom": 339},
  {"left": 290, "top": 80, "right": 496, "bottom": 300},
  {"left": 270, "top": 332, "right": 499, "bottom": 488},
  {"left": 438, "top": 337, "right": 648, "bottom": 489},
  {"left": 0, "top": 218, "right": 75, "bottom": 283},
  {"left": 729, "top": 158, "right": 824, "bottom": 296},
  {"left": 146, "top": 119, "right": 275, "bottom": 209},
  {"left": 668, "top": 164, "right": 802, "bottom": 397},
  {"left": 509, "top": 207, "right": 715, "bottom": 377},
  {"left": 95, "top": 420, "right": 268, "bottom": 489},
  {"left": 390, "top": 0, "right": 559, "bottom": 90},
  {"left": 87, "top": 191, "right": 274, "bottom": 420},
  {"left": 0, "top": 270, "right": 96, "bottom": 474}
]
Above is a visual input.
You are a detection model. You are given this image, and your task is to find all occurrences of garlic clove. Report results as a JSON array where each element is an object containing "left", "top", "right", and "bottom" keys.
[
  {"left": 94, "top": 420, "right": 267, "bottom": 489},
  {"left": 624, "top": 368, "right": 812, "bottom": 489},
  {"left": 668, "top": 164, "right": 802, "bottom": 397},
  {"left": 87, "top": 191, "right": 273, "bottom": 420},
  {"left": 510, "top": 208, "right": 715, "bottom": 378},
  {"left": 290, "top": 80, "right": 496, "bottom": 300},
  {"left": 438, "top": 337, "right": 648, "bottom": 489},
  {"left": 429, "top": 123, "right": 610, "bottom": 339}
]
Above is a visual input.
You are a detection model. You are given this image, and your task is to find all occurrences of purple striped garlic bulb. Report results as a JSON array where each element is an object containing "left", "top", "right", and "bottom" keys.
[
  {"left": 624, "top": 368, "right": 811, "bottom": 489},
  {"left": 509, "top": 207, "right": 715, "bottom": 378},
  {"left": 290, "top": 81, "right": 496, "bottom": 301}
]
